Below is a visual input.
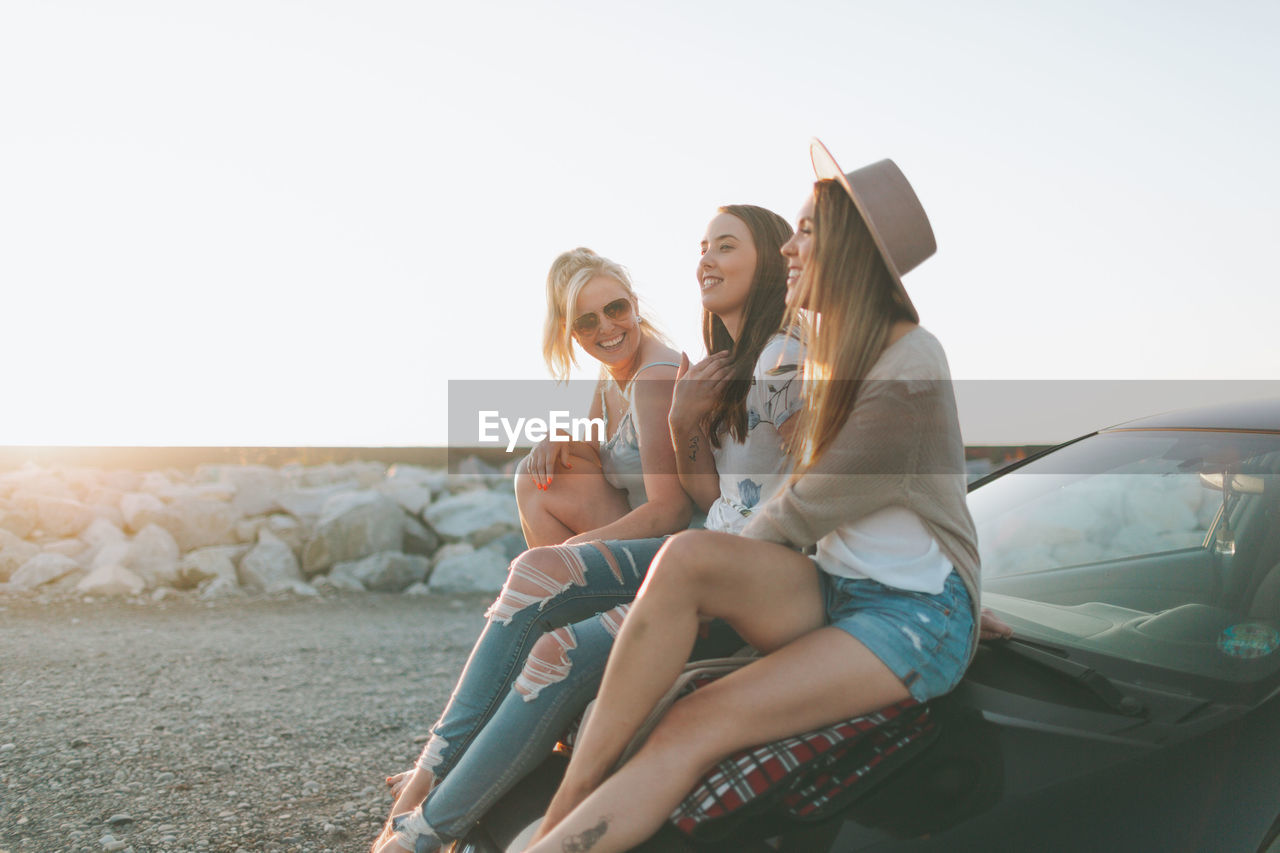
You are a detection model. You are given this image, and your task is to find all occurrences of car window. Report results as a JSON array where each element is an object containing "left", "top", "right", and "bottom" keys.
[{"left": 971, "top": 430, "right": 1280, "bottom": 691}]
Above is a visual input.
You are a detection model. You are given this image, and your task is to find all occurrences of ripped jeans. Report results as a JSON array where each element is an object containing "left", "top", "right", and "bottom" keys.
[{"left": 402, "top": 537, "right": 741, "bottom": 851}]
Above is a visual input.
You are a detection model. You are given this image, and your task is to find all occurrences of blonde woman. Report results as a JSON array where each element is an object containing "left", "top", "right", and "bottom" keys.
[
  {"left": 516, "top": 248, "right": 690, "bottom": 547},
  {"left": 527, "top": 143, "right": 983, "bottom": 853}
]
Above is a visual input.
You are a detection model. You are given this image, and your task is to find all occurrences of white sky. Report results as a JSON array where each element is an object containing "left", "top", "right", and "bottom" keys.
[{"left": 2, "top": 0, "right": 1277, "bottom": 447}]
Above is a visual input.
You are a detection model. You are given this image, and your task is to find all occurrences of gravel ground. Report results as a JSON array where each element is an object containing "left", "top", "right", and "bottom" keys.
[{"left": 0, "top": 591, "right": 491, "bottom": 853}]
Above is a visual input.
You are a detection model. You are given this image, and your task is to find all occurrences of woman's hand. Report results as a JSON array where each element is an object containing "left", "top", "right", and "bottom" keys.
[
  {"left": 523, "top": 437, "right": 575, "bottom": 490},
  {"left": 668, "top": 351, "right": 733, "bottom": 434}
]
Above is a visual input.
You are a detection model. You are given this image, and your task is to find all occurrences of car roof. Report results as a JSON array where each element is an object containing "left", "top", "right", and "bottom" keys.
[{"left": 1103, "top": 398, "right": 1280, "bottom": 433}]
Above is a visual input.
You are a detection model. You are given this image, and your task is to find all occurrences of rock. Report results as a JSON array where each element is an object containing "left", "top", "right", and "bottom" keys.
[
  {"left": 278, "top": 579, "right": 319, "bottom": 597},
  {"left": 428, "top": 544, "right": 509, "bottom": 593},
  {"left": 0, "top": 530, "right": 40, "bottom": 582},
  {"left": 238, "top": 530, "right": 303, "bottom": 592},
  {"left": 76, "top": 565, "right": 145, "bottom": 596},
  {"left": 387, "top": 464, "right": 449, "bottom": 492},
  {"left": 10, "top": 553, "right": 82, "bottom": 589},
  {"left": 120, "top": 492, "right": 169, "bottom": 533},
  {"left": 264, "top": 514, "right": 306, "bottom": 556},
  {"left": 301, "top": 492, "right": 404, "bottom": 576},
  {"left": 42, "top": 538, "right": 88, "bottom": 561},
  {"left": 376, "top": 480, "right": 435, "bottom": 516},
  {"left": 128, "top": 524, "right": 180, "bottom": 588},
  {"left": 0, "top": 500, "right": 36, "bottom": 538},
  {"left": 106, "top": 813, "right": 134, "bottom": 826},
  {"left": 276, "top": 484, "right": 352, "bottom": 522},
  {"left": 201, "top": 465, "right": 285, "bottom": 516},
  {"left": 198, "top": 575, "right": 242, "bottom": 600},
  {"left": 403, "top": 516, "right": 442, "bottom": 558},
  {"left": 331, "top": 551, "right": 429, "bottom": 593},
  {"left": 402, "top": 582, "right": 432, "bottom": 596},
  {"left": 165, "top": 498, "right": 240, "bottom": 551},
  {"left": 176, "top": 546, "right": 244, "bottom": 588},
  {"left": 423, "top": 490, "right": 519, "bottom": 541},
  {"left": 312, "top": 572, "right": 366, "bottom": 593},
  {"left": 33, "top": 496, "right": 95, "bottom": 537},
  {"left": 485, "top": 531, "right": 529, "bottom": 562},
  {"left": 79, "top": 518, "right": 127, "bottom": 566}
]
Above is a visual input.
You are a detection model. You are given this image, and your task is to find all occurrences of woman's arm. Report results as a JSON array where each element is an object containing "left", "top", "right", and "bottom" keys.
[
  {"left": 566, "top": 369, "right": 691, "bottom": 542},
  {"left": 669, "top": 352, "right": 731, "bottom": 513}
]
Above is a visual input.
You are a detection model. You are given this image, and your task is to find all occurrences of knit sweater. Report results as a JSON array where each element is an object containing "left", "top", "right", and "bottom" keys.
[{"left": 739, "top": 327, "right": 981, "bottom": 658}]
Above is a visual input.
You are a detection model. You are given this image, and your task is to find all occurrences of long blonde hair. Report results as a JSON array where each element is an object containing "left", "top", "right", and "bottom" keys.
[
  {"left": 786, "top": 180, "right": 919, "bottom": 472},
  {"left": 540, "top": 248, "right": 668, "bottom": 382}
]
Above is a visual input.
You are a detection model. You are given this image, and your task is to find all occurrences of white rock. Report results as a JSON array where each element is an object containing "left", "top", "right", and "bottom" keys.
[
  {"left": 129, "top": 524, "right": 181, "bottom": 588},
  {"left": 198, "top": 575, "right": 243, "bottom": 600},
  {"left": 312, "top": 572, "right": 366, "bottom": 593},
  {"left": 387, "top": 464, "right": 449, "bottom": 493},
  {"left": 10, "top": 553, "right": 82, "bottom": 589},
  {"left": 42, "top": 539, "right": 88, "bottom": 561},
  {"left": 276, "top": 484, "right": 353, "bottom": 522},
  {"left": 423, "top": 490, "right": 519, "bottom": 540},
  {"left": 120, "top": 492, "right": 169, "bottom": 533},
  {"left": 301, "top": 491, "right": 404, "bottom": 576},
  {"left": 376, "top": 480, "right": 435, "bottom": 516},
  {"left": 0, "top": 501, "right": 36, "bottom": 538},
  {"left": 0, "top": 530, "right": 40, "bottom": 582},
  {"left": 78, "top": 518, "right": 127, "bottom": 568},
  {"left": 204, "top": 465, "right": 285, "bottom": 516},
  {"left": 35, "top": 496, "right": 95, "bottom": 538},
  {"left": 239, "top": 530, "right": 303, "bottom": 592},
  {"left": 402, "top": 582, "right": 432, "bottom": 597},
  {"left": 177, "top": 546, "right": 244, "bottom": 588},
  {"left": 331, "top": 551, "right": 430, "bottom": 592},
  {"left": 428, "top": 545, "right": 509, "bottom": 593},
  {"left": 77, "top": 565, "right": 145, "bottom": 597},
  {"left": 164, "top": 497, "right": 240, "bottom": 551}
]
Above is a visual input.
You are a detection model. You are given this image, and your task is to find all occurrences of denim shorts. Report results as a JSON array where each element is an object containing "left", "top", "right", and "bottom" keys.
[{"left": 819, "top": 569, "right": 975, "bottom": 703}]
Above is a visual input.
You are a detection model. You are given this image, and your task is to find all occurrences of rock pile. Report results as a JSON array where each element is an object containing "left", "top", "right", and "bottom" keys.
[{"left": 0, "top": 457, "right": 526, "bottom": 603}]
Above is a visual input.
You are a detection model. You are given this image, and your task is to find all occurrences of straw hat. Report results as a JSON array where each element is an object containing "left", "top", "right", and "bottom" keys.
[{"left": 809, "top": 139, "right": 935, "bottom": 316}]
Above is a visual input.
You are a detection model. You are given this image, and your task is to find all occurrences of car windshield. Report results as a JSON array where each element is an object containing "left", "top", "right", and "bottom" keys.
[{"left": 970, "top": 429, "right": 1280, "bottom": 694}]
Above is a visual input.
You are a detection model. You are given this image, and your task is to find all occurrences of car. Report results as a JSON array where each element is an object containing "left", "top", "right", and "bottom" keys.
[{"left": 455, "top": 398, "right": 1280, "bottom": 853}]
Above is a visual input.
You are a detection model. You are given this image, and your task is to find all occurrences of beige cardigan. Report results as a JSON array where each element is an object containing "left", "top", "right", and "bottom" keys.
[{"left": 740, "top": 327, "right": 982, "bottom": 659}]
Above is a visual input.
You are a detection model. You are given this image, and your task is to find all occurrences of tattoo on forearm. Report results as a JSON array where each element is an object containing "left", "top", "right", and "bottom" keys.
[
  {"left": 562, "top": 818, "right": 610, "bottom": 852},
  {"left": 687, "top": 434, "right": 699, "bottom": 462}
]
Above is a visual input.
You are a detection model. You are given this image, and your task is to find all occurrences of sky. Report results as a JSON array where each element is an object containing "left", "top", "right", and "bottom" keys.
[{"left": 2, "top": 0, "right": 1277, "bottom": 447}]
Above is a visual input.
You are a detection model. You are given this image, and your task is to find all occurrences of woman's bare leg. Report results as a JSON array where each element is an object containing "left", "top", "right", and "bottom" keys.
[
  {"left": 515, "top": 452, "right": 631, "bottom": 547},
  {"left": 534, "top": 529, "right": 826, "bottom": 839},
  {"left": 527, "top": 626, "right": 912, "bottom": 853}
]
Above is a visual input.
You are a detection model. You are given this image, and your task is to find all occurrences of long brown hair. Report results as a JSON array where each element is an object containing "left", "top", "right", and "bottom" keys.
[
  {"left": 702, "top": 205, "right": 794, "bottom": 448},
  {"left": 786, "top": 180, "right": 918, "bottom": 471}
]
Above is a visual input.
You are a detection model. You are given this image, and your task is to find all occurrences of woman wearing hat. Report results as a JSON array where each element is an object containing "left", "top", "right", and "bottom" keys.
[
  {"left": 374, "top": 206, "right": 806, "bottom": 853},
  {"left": 524, "top": 142, "right": 984, "bottom": 853}
]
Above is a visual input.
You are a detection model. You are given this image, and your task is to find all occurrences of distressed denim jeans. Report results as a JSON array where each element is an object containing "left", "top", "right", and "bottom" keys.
[{"left": 402, "top": 536, "right": 741, "bottom": 851}]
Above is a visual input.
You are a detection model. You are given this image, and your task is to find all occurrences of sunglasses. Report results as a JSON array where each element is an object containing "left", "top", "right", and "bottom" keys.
[{"left": 571, "top": 298, "right": 633, "bottom": 335}]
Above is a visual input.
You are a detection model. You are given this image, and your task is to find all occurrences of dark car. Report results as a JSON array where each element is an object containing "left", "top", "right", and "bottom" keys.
[{"left": 459, "top": 399, "right": 1280, "bottom": 853}]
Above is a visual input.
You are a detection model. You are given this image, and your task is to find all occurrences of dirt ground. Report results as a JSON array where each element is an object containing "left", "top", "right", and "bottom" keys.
[{"left": 0, "top": 591, "right": 491, "bottom": 852}]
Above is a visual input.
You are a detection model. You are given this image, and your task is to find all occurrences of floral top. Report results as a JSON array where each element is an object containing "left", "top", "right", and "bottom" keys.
[{"left": 705, "top": 330, "right": 804, "bottom": 534}]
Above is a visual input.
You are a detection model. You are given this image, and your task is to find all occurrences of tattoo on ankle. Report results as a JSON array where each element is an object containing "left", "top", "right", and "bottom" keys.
[{"left": 562, "top": 817, "right": 609, "bottom": 852}]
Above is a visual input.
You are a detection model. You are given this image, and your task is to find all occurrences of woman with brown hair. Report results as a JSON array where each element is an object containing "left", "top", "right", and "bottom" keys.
[{"left": 525, "top": 142, "right": 983, "bottom": 853}]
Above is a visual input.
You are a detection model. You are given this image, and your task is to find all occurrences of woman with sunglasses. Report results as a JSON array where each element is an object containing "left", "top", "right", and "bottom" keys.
[
  {"left": 375, "top": 206, "right": 801, "bottom": 853},
  {"left": 516, "top": 247, "right": 689, "bottom": 548},
  {"left": 525, "top": 144, "right": 984, "bottom": 853}
]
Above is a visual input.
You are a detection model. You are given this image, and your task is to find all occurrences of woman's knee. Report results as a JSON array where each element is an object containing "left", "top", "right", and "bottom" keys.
[
  {"left": 485, "top": 545, "right": 591, "bottom": 624},
  {"left": 645, "top": 530, "right": 724, "bottom": 593}
]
